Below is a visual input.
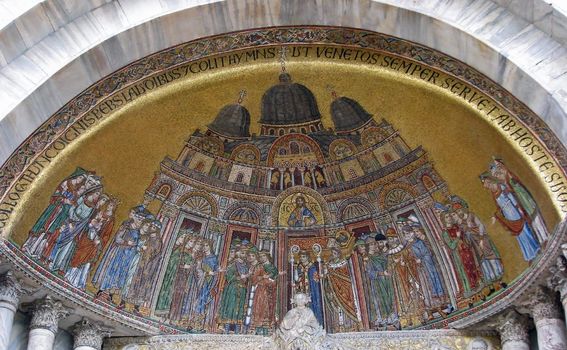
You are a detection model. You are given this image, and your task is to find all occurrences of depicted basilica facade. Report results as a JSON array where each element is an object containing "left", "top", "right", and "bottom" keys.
[{"left": 39, "top": 70, "right": 517, "bottom": 335}]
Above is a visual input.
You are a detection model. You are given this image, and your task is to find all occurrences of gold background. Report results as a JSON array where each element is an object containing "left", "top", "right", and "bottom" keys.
[{"left": 6, "top": 49, "right": 562, "bottom": 283}]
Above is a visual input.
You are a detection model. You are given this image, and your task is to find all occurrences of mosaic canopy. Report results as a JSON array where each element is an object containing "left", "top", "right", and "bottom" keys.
[{"left": 0, "top": 27, "right": 566, "bottom": 336}]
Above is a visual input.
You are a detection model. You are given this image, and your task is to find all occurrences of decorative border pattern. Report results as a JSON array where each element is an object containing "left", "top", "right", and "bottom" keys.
[
  {"left": 0, "top": 25, "right": 566, "bottom": 333},
  {"left": 103, "top": 329, "right": 500, "bottom": 349}
]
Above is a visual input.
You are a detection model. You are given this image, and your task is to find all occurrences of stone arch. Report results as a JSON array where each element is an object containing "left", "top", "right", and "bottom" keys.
[
  {"left": 176, "top": 191, "right": 219, "bottom": 217},
  {"left": 148, "top": 175, "right": 176, "bottom": 195}
]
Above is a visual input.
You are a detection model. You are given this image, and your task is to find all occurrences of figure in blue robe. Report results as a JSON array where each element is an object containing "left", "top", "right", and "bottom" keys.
[
  {"left": 481, "top": 174, "right": 540, "bottom": 261},
  {"left": 93, "top": 205, "right": 148, "bottom": 293},
  {"left": 49, "top": 187, "right": 101, "bottom": 273},
  {"left": 194, "top": 248, "right": 219, "bottom": 329},
  {"left": 294, "top": 253, "right": 324, "bottom": 326},
  {"left": 409, "top": 232, "right": 445, "bottom": 298}
]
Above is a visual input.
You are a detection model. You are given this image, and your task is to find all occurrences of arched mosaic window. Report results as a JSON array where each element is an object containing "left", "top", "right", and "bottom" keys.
[
  {"left": 342, "top": 203, "right": 370, "bottom": 220},
  {"left": 384, "top": 187, "right": 413, "bottom": 208},
  {"left": 183, "top": 195, "right": 213, "bottom": 215},
  {"left": 157, "top": 184, "right": 171, "bottom": 198},
  {"left": 229, "top": 207, "right": 260, "bottom": 224}
]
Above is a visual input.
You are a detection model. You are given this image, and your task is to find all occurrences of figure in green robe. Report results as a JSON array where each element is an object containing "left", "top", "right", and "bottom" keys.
[
  {"left": 156, "top": 234, "right": 194, "bottom": 312},
  {"left": 218, "top": 248, "right": 249, "bottom": 333},
  {"left": 365, "top": 237, "right": 396, "bottom": 328}
]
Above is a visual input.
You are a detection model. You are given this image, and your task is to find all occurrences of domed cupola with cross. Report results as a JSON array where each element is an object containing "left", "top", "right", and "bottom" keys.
[
  {"left": 259, "top": 72, "right": 325, "bottom": 136},
  {"left": 330, "top": 94, "right": 376, "bottom": 135},
  {"left": 206, "top": 91, "right": 251, "bottom": 140}
]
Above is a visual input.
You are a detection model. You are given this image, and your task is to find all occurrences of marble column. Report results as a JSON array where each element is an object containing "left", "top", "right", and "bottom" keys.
[
  {"left": 72, "top": 318, "right": 111, "bottom": 350},
  {"left": 496, "top": 309, "right": 530, "bottom": 350},
  {"left": 0, "top": 271, "right": 27, "bottom": 349},
  {"left": 528, "top": 286, "right": 567, "bottom": 350},
  {"left": 547, "top": 255, "right": 567, "bottom": 324},
  {"left": 27, "top": 296, "right": 70, "bottom": 350}
]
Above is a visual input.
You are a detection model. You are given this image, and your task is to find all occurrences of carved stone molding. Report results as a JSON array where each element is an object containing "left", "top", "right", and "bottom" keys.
[
  {"left": 28, "top": 296, "right": 71, "bottom": 334},
  {"left": 0, "top": 271, "right": 28, "bottom": 309},
  {"left": 526, "top": 286, "right": 562, "bottom": 322},
  {"left": 496, "top": 309, "right": 530, "bottom": 345},
  {"left": 548, "top": 255, "right": 567, "bottom": 301},
  {"left": 72, "top": 318, "right": 112, "bottom": 350}
]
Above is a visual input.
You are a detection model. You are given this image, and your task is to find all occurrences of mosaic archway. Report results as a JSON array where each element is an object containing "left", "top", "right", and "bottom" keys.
[{"left": 0, "top": 26, "right": 566, "bottom": 336}]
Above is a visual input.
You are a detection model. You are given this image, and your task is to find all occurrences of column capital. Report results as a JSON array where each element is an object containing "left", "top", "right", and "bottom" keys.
[
  {"left": 496, "top": 309, "right": 530, "bottom": 345},
  {"left": 525, "top": 286, "right": 562, "bottom": 322},
  {"left": 29, "top": 296, "right": 71, "bottom": 334},
  {"left": 0, "top": 271, "right": 29, "bottom": 308},
  {"left": 548, "top": 255, "right": 567, "bottom": 299},
  {"left": 72, "top": 318, "right": 112, "bottom": 350}
]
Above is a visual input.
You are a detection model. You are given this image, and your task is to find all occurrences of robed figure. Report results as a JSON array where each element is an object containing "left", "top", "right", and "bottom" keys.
[
  {"left": 92, "top": 205, "right": 147, "bottom": 295},
  {"left": 168, "top": 237, "right": 200, "bottom": 323},
  {"left": 249, "top": 251, "right": 278, "bottom": 335},
  {"left": 404, "top": 226, "right": 445, "bottom": 308},
  {"left": 441, "top": 211, "right": 481, "bottom": 294},
  {"left": 126, "top": 219, "right": 163, "bottom": 307},
  {"left": 218, "top": 248, "right": 249, "bottom": 333},
  {"left": 179, "top": 239, "right": 206, "bottom": 324},
  {"left": 490, "top": 158, "right": 548, "bottom": 245},
  {"left": 65, "top": 198, "right": 117, "bottom": 289},
  {"left": 155, "top": 234, "right": 193, "bottom": 312},
  {"left": 23, "top": 167, "right": 88, "bottom": 259},
  {"left": 287, "top": 196, "right": 317, "bottom": 227},
  {"left": 480, "top": 173, "right": 540, "bottom": 262},
  {"left": 49, "top": 186, "right": 103, "bottom": 274},
  {"left": 365, "top": 236, "right": 397, "bottom": 328},
  {"left": 458, "top": 206, "right": 504, "bottom": 283},
  {"left": 294, "top": 252, "right": 324, "bottom": 327},
  {"left": 323, "top": 248, "right": 359, "bottom": 332},
  {"left": 193, "top": 242, "right": 219, "bottom": 331},
  {"left": 391, "top": 239, "right": 426, "bottom": 327}
]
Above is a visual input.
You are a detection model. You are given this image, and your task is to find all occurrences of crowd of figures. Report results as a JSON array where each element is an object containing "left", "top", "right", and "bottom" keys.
[
  {"left": 155, "top": 233, "right": 220, "bottom": 331},
  {"left": 22, "top": 168, "right": 118, "bottom": 290},
  {"left": 289, "top": 200, "right": 506, "bottom": 332},
  {"left": 480, "top": 158, "right": 548, "bottom": 261},
  {"left": 18, "top": 157, "right": 549, "bottom": 334},
  {"left": 22, "top": 167, "right": 164, "bottom": 308},
  {"left": 154, "top": 236, "right": 278, "bottom": 334}
]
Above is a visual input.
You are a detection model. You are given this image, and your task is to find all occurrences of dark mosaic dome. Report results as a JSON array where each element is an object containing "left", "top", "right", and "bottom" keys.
[
  {"left": 260, "top": 73, "right": 321, "bottom": 126},
  {"left": 208, "top": 104, "right": 251, "bottom": 138},
  {"left": 330, "top": 96, "right": 372, "bottom": 132}
]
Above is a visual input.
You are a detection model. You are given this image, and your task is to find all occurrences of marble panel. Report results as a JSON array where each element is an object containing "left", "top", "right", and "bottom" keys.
[
  {"left": 0, "top": 0, "right": 43, "bottom": 30},
  {"left": 0, "top": 23, "right": 27, "bottom": 66},
  {"left": 13, "top": 4, "right": 54, "bottom": 49},
  {"left": 117, "top": 0, "right": 163, "bottom": 25},
  {"left": 90, "top": 2, "right": 129, "bottom": 37}
]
